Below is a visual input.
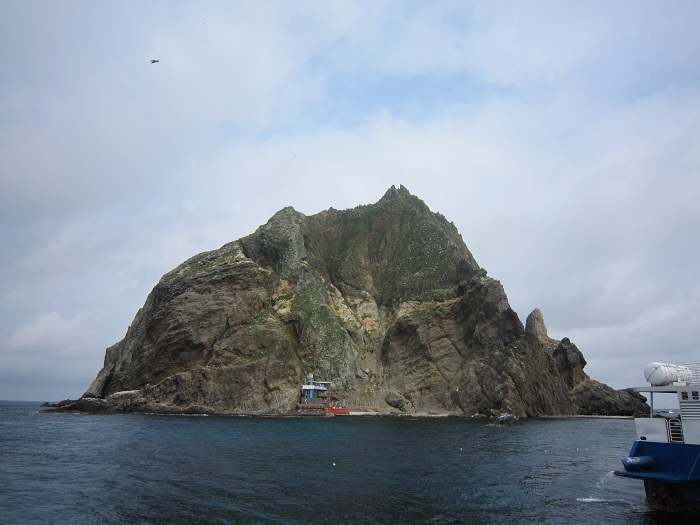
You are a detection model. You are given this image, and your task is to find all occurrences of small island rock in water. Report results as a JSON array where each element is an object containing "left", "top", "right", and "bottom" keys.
[{"left": 51, "top": 186, "right": 648, "bottom": 418}]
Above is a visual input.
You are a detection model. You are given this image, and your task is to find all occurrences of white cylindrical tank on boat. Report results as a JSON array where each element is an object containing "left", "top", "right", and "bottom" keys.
[{"left": 644, "top": 362, "right": 693, "bottom": 386}]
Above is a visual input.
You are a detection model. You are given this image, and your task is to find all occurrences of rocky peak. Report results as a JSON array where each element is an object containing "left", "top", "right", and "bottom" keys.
[
  {"left": 379, "top": 184, "right": 429, "bottom": 211},
  {"left": 525, "top": 308, "right": 548, "bottom": 338},
  {"left": 240, "top": 206, "right": 307, "bottom": 281}
]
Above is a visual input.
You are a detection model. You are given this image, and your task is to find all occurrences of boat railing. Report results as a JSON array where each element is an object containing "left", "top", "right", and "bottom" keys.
[{"left": 680, "top": 363, "right": 700, "bottom": 384}]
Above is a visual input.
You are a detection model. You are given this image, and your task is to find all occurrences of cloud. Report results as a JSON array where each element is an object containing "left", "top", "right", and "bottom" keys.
[
  {"left": 10, "top": 312, "right": 90, "bottom": 353},
  {"left": 2, "top": 311, "right": 105, "bottom": 400},
  {"left": 2, "top": 1, "right": 700, "bottom": 399}
]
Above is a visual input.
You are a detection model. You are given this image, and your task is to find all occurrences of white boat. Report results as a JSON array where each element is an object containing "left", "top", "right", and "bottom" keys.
[{"left": 615, "top": 362, "right": 700, "bottom": 512}]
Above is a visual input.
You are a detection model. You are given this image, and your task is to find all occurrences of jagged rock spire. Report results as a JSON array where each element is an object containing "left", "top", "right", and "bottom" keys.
[{"left": 525, "top": 308, "right": 548, "bottom": 338}]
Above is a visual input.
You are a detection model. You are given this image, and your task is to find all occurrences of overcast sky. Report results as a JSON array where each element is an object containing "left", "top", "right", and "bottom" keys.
[{"left": 2, "top": 1, "right": 699, "bottom": 401}]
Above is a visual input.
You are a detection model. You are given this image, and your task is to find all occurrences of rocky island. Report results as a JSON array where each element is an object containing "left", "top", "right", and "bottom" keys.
[{"left": 51, "top": 186, "right": 647, "bottom": 417}]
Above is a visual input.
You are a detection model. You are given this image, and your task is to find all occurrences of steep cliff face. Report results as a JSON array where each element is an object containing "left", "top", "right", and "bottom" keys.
[{"left": 70, "top": 186, "right": 644, "bottom": 416}]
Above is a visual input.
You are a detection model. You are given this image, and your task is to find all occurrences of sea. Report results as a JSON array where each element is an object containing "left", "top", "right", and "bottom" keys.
[{"left": 0, "top": 401, "right": 690, "bottom": 525}]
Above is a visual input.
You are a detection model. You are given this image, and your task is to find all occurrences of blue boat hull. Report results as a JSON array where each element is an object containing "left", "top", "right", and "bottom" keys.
[{"left": 616, "top": 440, "right": 700, "bottom": 511}]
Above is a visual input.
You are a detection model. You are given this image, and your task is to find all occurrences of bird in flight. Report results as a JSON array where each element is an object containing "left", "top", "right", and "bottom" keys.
[{"left": 150, "top": 59, "right": 159, "bottom": 64}]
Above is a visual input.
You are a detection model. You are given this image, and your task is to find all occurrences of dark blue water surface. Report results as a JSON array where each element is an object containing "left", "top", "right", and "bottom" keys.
[{"left": 0, "top": 401, "right": 689, "bottom": 524}]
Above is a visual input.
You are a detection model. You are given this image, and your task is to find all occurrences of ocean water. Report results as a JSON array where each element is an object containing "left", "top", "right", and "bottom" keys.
[{"left": 0, "top": 402, "right": 689, "bottom": 525}]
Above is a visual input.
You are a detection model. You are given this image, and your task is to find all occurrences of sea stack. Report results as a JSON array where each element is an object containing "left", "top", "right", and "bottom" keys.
[{"left": 55, "top": 186, "right": 647, "bottom": 417}]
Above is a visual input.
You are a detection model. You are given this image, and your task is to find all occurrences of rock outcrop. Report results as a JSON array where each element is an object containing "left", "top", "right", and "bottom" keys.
[
  {"left": 554, "top": 337, "right": 647, "bottom": 416},
  {"left": 55, "top": 185, "right": 647, "bottom": 417},
  {"left": 526, "top": 316, "right": 647, "bottom": 417},
  {"left": 525, "top": 308, "right": 549, "bottom": 340}
]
